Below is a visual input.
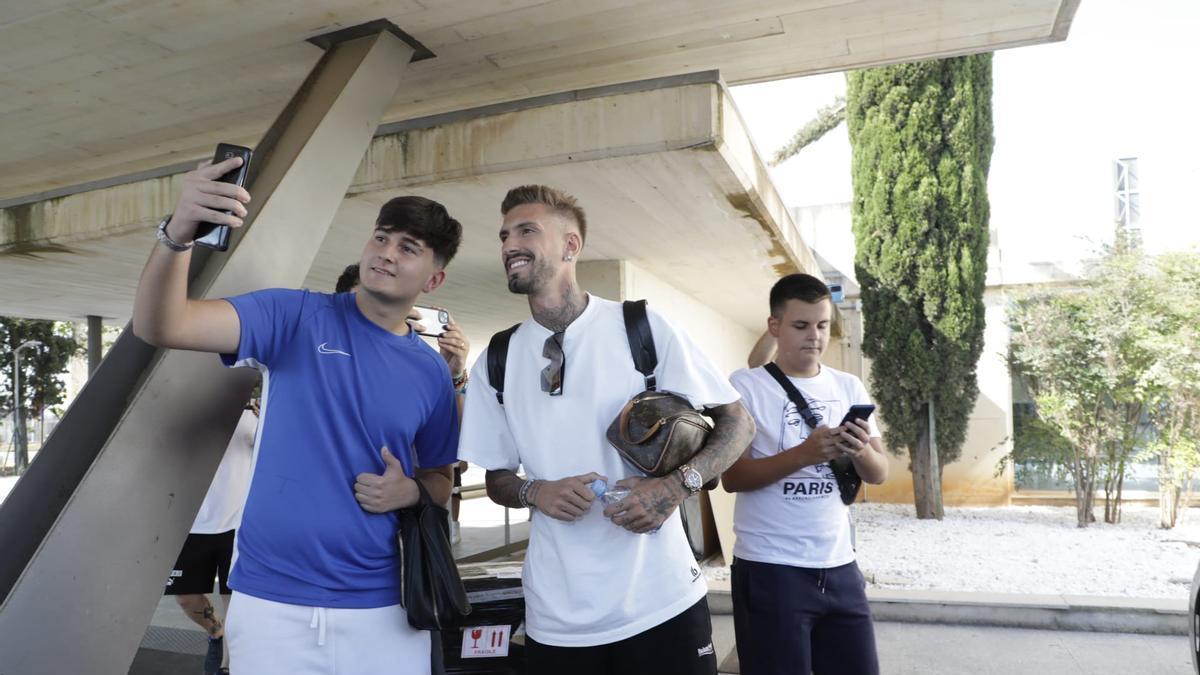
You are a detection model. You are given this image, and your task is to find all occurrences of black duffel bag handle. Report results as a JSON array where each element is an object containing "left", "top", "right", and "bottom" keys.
[{"left": 397, "top": 476, "right": 472, "bottom": 630}]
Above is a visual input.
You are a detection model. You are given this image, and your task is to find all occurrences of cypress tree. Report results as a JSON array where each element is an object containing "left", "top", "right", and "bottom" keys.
[{"left": 846, "top": 55, "right": 993, "bottom": 519}]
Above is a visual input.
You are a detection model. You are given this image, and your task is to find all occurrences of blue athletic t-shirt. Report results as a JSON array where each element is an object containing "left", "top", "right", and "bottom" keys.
[{"left": 220, "top": 289, "right": 459, "bottom": 608}]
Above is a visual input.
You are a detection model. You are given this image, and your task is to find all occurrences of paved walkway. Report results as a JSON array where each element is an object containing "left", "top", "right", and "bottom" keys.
[{"left": 711, "top": 615, "right": 1191, "bottom": 674}]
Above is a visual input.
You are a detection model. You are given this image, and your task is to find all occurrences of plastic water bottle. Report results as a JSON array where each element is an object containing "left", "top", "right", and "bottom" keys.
[{"left": 590, "top": 478, "right": 631, "bottom": 506}]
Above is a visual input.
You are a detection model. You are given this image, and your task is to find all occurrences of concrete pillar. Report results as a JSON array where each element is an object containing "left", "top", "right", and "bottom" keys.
[
  {"left": 0, "top": 28, "right": 417, "bottom": 674},
  {"left": 577, "top": 259, "right": 627, "bottom": 300}
]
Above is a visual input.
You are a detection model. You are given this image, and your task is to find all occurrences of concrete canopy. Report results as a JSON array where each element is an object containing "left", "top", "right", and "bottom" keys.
[
  {"left": 0, "top": 0, "right": 1079, "bottom": 203},
  {"left": 0, "top": 73, "right": 813, "bottom": 338}
]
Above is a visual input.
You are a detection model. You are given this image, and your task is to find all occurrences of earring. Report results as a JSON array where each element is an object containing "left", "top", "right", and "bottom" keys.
[{"left": 564, "top": 254, "right": 573, "bottom": 262}]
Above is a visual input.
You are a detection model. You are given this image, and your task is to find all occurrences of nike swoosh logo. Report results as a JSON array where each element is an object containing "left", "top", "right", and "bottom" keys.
[{"left": 317, "top": 342, "right": 351, "bottom": 357}]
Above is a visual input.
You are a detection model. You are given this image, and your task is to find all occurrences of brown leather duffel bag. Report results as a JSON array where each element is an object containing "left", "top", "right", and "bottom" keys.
[{"left": 606, "top": 390, "right": 712, "bottom": 477}]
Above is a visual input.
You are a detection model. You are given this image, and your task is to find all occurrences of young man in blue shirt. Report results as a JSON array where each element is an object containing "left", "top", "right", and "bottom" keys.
[{"left": 134, "top": 156, "right": 463, "bottom": 674}]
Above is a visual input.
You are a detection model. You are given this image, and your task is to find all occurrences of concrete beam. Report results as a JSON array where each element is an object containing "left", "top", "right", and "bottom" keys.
[{"left": 0, "top": 29, "right": 414, "bottom": 674}]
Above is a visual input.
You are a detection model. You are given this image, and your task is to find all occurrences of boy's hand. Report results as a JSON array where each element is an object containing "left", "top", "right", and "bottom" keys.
[
  {"left": 166, "top": 157, "right": 251, "bottom": 243},
  {"left": 603, "top": 475, "right": 685, "bottom": 534},
  {"left": 790, "top": 425, "right": 842, "bottom": 465},
  {"left": 835, "top": 418, "right": 871, "bottom": 459},
  {"left": 437, "top": 316, "right": 470, "bottom": 377},
  {"left": 529, "top": 472, "right": 605, "bottom": 522},
  {"left": 354, "top": 447, "right": 419, "bottom": 513}
]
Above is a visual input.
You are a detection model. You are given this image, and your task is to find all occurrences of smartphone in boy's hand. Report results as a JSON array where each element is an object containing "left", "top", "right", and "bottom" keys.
[
  {"left": 839, "top": 404, "right": 875, "bottom": 428},
  {"left": 411, "top": 305, "right": 450, "bottom": 337},
  {"left": 194, "top": 143, "right": 252, "bottom": 251}
]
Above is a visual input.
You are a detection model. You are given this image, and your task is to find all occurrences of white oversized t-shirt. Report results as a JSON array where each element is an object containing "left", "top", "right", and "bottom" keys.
[
  {"left": 191, "top": 408, "right": 257, "bottom": 534},
  {"left": 729, "top": 365, "right": 880, "bottom": 569},
  {"left": 458, "top": 295, "right": 740, "bottom": 647}
]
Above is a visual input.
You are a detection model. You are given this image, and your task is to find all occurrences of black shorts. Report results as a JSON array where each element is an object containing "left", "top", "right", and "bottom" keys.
[
  {"left": 526, "top": 597, "right": 717, "bottom": 675},
  {"left": 164, "top": 530, "right": 235, "bottom": 596}
]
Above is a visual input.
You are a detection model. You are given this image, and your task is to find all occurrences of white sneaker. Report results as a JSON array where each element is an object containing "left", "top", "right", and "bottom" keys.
[{"left": 449, "top": 521, "right": 461, "bottom": 545}]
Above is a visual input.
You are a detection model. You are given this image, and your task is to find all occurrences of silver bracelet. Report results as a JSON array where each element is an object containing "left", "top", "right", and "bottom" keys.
[
  {"left": 156, "top": 214, "right": 193, "bottom": 252},
  {"left": 518, "top": 479, "right": 534, "bottom": 509}
]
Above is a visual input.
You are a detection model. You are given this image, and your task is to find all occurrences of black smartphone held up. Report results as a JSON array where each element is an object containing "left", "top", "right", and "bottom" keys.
[
  {"left": 194, "top": 143, "right": 252, "bottom": 251},
  {"left": 839, "top": 404, "right": 876, "bottom": 427},
  {"left": 412, "top": 305, "right": 450, "bottom": 338}
]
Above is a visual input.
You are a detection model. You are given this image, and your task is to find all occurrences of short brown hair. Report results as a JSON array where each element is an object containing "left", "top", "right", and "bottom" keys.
[{"left": 501, "top": 185, "right": 587, "bottom": 244}]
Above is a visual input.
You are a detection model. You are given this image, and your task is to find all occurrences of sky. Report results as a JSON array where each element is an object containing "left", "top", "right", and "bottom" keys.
[{"left": 729, "top": 0, "right": 1200, "bottom": 272}]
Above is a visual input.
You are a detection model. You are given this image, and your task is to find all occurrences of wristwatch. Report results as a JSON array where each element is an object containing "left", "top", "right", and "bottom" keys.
[
  {"left": 677, "top": 464, "right": 703, "bottom": 495},
  {"left": 156, "top": 214, "right": 193, "bottom": 252}
]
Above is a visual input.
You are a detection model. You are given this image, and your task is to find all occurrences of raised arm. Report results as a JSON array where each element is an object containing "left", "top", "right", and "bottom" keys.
[{"left": 132, "top": 157, "right": 250, "bottom": 353}]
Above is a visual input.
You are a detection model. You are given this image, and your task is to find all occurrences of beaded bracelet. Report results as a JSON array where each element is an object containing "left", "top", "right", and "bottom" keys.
[
  {"left": 518, "top": 479, "right": 535, "bottom": 509},
  {"left": 452, "top": 370, "right": 469, "bottom": 394}
]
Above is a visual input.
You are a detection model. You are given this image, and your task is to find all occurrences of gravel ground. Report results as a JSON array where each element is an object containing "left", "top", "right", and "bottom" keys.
[
  {"left": 706, "top": 502, "right": 1200, "bottom": 599},
  {"left": 8, "top": 474, "right": 1196, "bottom": 600}
]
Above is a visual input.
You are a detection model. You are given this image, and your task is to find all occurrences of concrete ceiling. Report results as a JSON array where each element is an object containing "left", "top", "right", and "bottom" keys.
[
  {"left": 0, "top": 77, "right": 810, "bottom": 344},
  {"left": 0, "top": 0, "right": 1078, "bottom": 204}
]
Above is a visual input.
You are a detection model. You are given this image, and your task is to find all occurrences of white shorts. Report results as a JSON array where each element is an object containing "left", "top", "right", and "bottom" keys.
[{"left": 225, "top": 591, "right": 431, "bottom": 675}]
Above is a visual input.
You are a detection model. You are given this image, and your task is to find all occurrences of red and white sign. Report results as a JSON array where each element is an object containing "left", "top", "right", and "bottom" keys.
[{"left": 461, "top": 624, "right": 511, "bottom": 659}]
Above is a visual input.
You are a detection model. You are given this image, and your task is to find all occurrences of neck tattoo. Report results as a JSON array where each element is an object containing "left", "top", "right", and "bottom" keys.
[{"left": 532, "top": 286, "right": 588, "bottom": 332}]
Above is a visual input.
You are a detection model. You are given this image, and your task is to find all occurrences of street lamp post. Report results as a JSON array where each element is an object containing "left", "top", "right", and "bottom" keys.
[{"left": 12, "top": 339, "right": 43, "bottom": 473}]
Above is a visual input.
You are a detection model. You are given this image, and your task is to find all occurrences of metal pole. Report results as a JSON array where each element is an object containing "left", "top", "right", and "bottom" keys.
[
  {"left": 87, "top": 316, "right": 103, "bottom": 377},
  {"left": 12, "top": 340, "right": 42, "bottom": 473},
  {"left": 504, "top": 507, "right": 511, "bottom": 547},
  {"left": 11, "top": 350, "right": 18, "bottom": 473}
]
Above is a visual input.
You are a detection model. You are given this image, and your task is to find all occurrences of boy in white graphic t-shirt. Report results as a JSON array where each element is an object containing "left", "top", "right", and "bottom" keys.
[{"left": 722, "top": 273, "right": 889, "bottom": 675}]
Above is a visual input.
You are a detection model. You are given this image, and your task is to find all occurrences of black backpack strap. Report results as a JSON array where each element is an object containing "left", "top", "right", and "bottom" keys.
[
  {"left": 762, "top": 362, "right": 820, "bottom": 429},
  {"left": 486, "top": 324, "right": 521, "bottom": 405},
  {"left": 622, "top": 300, "right": 657, "bottom": 391}
]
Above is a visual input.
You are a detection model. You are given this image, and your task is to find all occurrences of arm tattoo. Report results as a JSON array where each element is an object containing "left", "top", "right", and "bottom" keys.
[
  {"left": 692, "top": 402, "right": 756, "bottom": 483},
  {"left": 637, "top": 481, "right": 680, "bottom": 520},
  {"left": 485, "top": 469, "right": 527, "bottom": 509}
]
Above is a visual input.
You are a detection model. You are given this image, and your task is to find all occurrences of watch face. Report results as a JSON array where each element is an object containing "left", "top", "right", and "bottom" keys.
[{"left": 684, "top": 468, "right": 702, "bottom": 490}]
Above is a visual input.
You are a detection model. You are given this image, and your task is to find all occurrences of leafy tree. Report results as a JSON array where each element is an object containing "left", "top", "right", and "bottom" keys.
[
  {"left": 1007, "top": 236, "right": 1194, "bottom": 527},
  {"left": 846, "top": 54, "right": 994, "bottom": 519},
  {"left": 1, "top": 318, "right": 81, "bottom": 471},
  {"left": 1008, "top": 291, "right": 1107, "bottom": 527},
  {"left": 1139, "top": 252, "right": 1200, "bottom": 527},
  {"left": 771, "top": 96, "right": 846, "bottom": 166}
]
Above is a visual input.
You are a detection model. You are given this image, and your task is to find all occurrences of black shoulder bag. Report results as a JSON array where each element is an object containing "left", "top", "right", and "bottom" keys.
[
  {"left": 397, "top": 478, "right": 472, "bottom": 630},
  {"left": 762, "top": 362, "right": 862, "bottom": 505}
]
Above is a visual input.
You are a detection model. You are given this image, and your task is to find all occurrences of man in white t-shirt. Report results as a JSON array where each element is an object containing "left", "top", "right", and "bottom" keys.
[
  {"left": 164, "top": 403, "right": 257, "bottom": 675},
  {"left": 458, "top": 185, "right": 755, "bottom": 675},
  {"left": 722, "top": 273, "right": 889, "bottom": 675}
]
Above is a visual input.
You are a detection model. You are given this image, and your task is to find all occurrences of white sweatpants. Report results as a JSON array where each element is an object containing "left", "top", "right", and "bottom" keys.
[{"left": 225, "top": 591, "right": 431, "bottom": 675}]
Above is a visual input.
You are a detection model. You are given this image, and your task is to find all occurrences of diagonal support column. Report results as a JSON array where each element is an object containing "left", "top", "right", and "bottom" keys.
[{"left": 0, "top": 29, "right": 415, "bottom": 674}]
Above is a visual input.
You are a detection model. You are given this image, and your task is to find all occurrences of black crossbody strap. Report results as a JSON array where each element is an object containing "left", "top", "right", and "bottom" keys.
[
  {"left": 623, "top": 300, "right": 657, "bottom": 391},
  {"left": 762, "top": 362, "right": 820, "bottom": 429},
  {"left": 486, "top": 324, "right": 521, "bottom": 404}
]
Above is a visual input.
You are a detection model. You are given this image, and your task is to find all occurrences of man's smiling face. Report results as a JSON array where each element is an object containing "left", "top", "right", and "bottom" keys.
[{"left": 498, "top": 202, "right": 568, "bottom": 295}]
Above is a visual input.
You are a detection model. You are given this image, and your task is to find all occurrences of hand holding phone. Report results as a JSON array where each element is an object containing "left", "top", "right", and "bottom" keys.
[
  {"left": 836, "top": 404, "right": 875, "bottom": 458},
  {"left": 193, "top": 143, "right": 253, "bottom": 251}
]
